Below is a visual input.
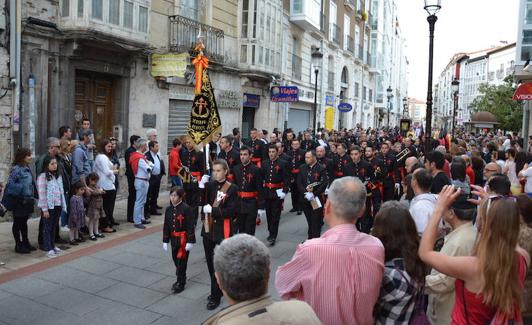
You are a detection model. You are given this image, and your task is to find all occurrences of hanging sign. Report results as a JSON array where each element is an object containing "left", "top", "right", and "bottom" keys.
[
  {"left": 271, "top": 86, "right": 299, "bottom": 102},
  {"left": 338, "top": 102, "right": 353, "bottom": 112}
]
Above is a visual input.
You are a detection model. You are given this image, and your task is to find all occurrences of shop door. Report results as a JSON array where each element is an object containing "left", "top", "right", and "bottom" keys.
[
  {"left": 288, "top": 108, "right": 310, "bottom": 134},
  {"left": 242, "top": 107, "right": 255, "bottom": 143},
  {"left": 74, "top": 71, "right": 114, "bottom": 147}
]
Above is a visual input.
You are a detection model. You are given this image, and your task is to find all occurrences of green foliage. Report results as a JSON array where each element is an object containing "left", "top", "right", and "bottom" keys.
[{"left": 470, "top": 76, "right": 523, "bottom": 131}]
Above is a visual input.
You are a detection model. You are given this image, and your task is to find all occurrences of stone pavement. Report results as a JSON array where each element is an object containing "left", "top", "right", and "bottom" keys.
[{"left": 0, "top": 194, "right": 312, "bottom": 325}]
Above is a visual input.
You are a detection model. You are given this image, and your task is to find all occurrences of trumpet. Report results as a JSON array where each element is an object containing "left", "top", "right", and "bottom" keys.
[
  {"left": 178, "top": 166, "right": 198, "bottom": 184},
  {"left": 395, "top": 148, "right": 411, "bottom": 163},
  {"left": 305, "top": 181, "right": 321, "bottom": 192}
]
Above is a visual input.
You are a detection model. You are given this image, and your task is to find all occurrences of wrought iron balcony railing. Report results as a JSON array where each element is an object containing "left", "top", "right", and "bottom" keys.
[{"left": 169, "top": 15, "right": 225, "bottom": 63}]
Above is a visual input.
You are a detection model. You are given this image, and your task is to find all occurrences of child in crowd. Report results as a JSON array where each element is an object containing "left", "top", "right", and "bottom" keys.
[
  {"left": 68, "top": 181, "right": 86, "bottom": 245},
  {"left": 162, "top": 186, "right": 195, "bottom": 294},
  {"left": 86, "top": 173, "right": 105, "bottom": 241}
]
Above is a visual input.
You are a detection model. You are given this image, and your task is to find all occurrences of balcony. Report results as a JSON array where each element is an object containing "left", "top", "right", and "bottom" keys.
[
  {"left": 169, "top": 15, "right": 225, "bottom": 63},
  {"left": 328, "top": 72, "right": 335, "bottom": 91},
  {"left": 330, "top": 23, "right": 341, "bottom": 45},
  {"left": 59, "top": 0, "right": 150, "bottom": 45},
  {"left": 292, "top": 54, "right": 302, "bottom": 80},
  {"left": 344, "top": 0, "right": 355, "bottom": 11},
  {"left": 290, "top": 0, "right": 321, "bottom": 31},
  {"left": 345, "top": 35, "right": 355, "bottom": 54}
]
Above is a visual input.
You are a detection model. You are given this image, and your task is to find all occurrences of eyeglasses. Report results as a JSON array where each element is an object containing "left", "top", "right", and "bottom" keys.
[
  {"left": 484, "top": 168, "right": 498, "bottom": 173},
  {"left": 486, "top": 195, "right": 517, "bottom": 212}
]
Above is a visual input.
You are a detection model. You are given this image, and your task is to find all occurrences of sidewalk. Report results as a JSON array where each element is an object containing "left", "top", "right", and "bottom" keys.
[{"left": 0, "top": 194, "right": 311, "bottom": 325}]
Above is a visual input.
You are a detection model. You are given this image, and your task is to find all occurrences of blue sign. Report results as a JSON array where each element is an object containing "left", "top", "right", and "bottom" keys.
[
  {"left": 325, "top": 95, "right": 335, "bottom": 107},
  {"left": 338, "top": 102, "right": 353, "bottom": 112},
  {"left": 243, "top": 93, "right": 260, "bottom": 108},
  {"left": 271, "top": 86, "right": 299, "bottom": 102}
]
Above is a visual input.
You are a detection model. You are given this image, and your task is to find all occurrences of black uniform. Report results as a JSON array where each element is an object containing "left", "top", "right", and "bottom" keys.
[
  {"left": 364, "top": 156, "right": 384, "bottom": 233},
  {"left": 201, "top": 179, "right": 238, "bottom": 304},
  {"left": 301, "top": 139, "right": 317, "bottom": 151},
  {"left": 377, "top": 152, "right": 400, "bottom": 202},
  {"left": 287, "top": 148, "right": 305, "bottom": 213},
  {"left": 162, "top": 201, "right": 196, "bottom": 287},
  {"left": 248, "top": 138, "right": 266, "bottom": 167},
  {"left": 332, "top": 153, "right": 350, "bottom": 180},
  {"left": 218, "top": 148, "right": 241, "bottom": 183},
  {"left": 261, "top": 157, "right": 290, "bottom": 242},
  {"left": 297, "top": 162, "right": 328, "bottom": 239},
  {"left": 233, "top": 162, "right": 263, "bottom": 235},
  {"left": 181, "top": 149, "right": 205, "bottom": 224},
  {"left": 317, "top": 156, "right": 335, "bottom": 186}
]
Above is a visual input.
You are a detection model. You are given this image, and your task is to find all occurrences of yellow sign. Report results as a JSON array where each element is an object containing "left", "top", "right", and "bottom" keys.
[
  {"left": 150, "top": 53, "right": 189, "bottom": 78},
  {"left": 325, "top": 107, "right": 335, "bottom": 130}
]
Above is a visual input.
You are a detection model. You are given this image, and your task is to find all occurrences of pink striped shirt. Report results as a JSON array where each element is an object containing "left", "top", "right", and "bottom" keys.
[{"left": 275, "top": 223, "right": 384, "bottom": 325}]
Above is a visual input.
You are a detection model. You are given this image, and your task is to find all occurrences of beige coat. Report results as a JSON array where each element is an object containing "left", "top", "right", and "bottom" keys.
[{"left": 202, "top": 295, "right": 322, "bottom": 325}]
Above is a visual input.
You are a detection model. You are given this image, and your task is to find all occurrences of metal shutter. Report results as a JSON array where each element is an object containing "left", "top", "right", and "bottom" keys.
[{"left": 168, "top": 99, "right": 192, "bottom": 152}]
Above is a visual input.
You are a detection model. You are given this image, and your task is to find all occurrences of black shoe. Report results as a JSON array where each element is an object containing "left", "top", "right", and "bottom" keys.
[
  {"left": 141, "top": 220, "right": 151, "bottom": 225},
  {"left": 134, "top": 224, "right": 146, "bottom": 229},
  {"left": 156, "top": 205, "right": 163, "bottom": 209},
  {"left": 69, "top": 240, "right": 79, "bottom": 246},
  {"left": 23, "top": 241, "right": 37, "bottom": 251},
  {"left": 89, "top": 235, "right": 97, "bottom": 241},
  {"left": 15, "top": 243, "right": 30, "bottom": 254},
  {"left": 172, "top": 282, "right": 185, "bottom": 294},
  {"left": 297, "top": 211, "right": 302, "bottom": 215},
  {"left": 113, "top": 222, "right": 120, "bottom": 226},
  {"left": 96, "top": 233, "right": 105, "bottom": 238},
  {"left": 269, "top": 239, "right": 276, "bottom": 247},
  {"left": 289, "top": 208, "right": 297, "bottom": 213},
  {"left": 266, "top": 236, "right": 272, "bottom": 242},
  {"left": 206, "top": 299, "right": 220, "bottom": 310},
  {"left": 149, "top": 211, "right": 162, "bottom": 216},
  {"left": 75, "top": 237, "right": 85, "bottom": 243}
]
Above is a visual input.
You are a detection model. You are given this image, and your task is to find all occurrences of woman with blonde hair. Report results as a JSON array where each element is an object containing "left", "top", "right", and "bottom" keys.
[{"left": 420, "top": 185, "right": 529, "bottom": 324}]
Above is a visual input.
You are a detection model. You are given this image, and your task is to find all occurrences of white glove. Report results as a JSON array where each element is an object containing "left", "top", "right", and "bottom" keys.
[
  {"left": 276, "top": 189, "right": 286, "bottom": 200},
  {"left": 203, "top": 204, "right": 212, "bottom": 214},
  {"left": 304, "top": 192, "right": 315, "bottom": 201},
  {"left": 185, "top": 243, "right": 194, "bottom": 251},
  {"left": 201, "top": 175, "right": 210, "bottom": 184},
  {"left": 395, "top": 183, "right": 401, "bottom": 194},
  {"left": 257, "top": 209, "right": 266, "bottom": 218},
  {"left": 324, "top": 188, "right": 330, "bottom": 196},
  {"left": 162, "top": 243, "right": 168, "bottom": 252}
]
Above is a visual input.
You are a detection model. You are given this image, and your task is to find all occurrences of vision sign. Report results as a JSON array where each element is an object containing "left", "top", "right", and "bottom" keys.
[{"left": 513, "top": 83, "right": 532, "bottom": 100}]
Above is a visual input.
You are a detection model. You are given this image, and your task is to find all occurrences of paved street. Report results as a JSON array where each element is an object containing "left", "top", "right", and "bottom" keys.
[{"left": 0, "top": 195, "right": 311, "bottom": 325}]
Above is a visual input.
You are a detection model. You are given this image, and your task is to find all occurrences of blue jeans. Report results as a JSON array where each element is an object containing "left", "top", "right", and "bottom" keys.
[
  {"left": 134, "top": 179, "right": 149, "bottom": 225},
  {"left": 171, "top": 176, "right": 183, "bottom": 187},
  {"left": 42, "top": 207, "right": 61, "bottom": 251},
  {"left": 60, "top": 210, "right": 68, "bottom": 227}
]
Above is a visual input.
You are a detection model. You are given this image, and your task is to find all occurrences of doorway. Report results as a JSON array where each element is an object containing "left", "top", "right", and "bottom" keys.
[
  {"left": 74, "top": 71, "right": 115, "bottom": 146},
  {"left": 242, "top": 107, "right": 255, "bottom": 142}
]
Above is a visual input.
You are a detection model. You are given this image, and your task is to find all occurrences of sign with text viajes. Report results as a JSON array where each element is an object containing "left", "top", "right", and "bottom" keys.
[{"left": 271, "top": 86, "right": 299, "bottom": 102}]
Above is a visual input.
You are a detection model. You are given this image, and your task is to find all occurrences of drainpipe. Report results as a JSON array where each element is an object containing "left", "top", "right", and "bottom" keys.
[
  {"left": 9, "top": 0, "right": 21, "bottom": 138},
  {"left": 28, "top": 75, "right": 35, "bottom": 158}
]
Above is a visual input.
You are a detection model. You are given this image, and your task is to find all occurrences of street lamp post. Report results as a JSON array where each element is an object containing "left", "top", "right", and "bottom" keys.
[
  {"left": 424, "top": 0, "right": 441, "bottom": 154},
  {"left": 451, "top": 77, "right": 459, "bottom": 139},
  {"left": 386, "top": 86, "right": 393, "bottom": 129},
  {"left": 311, "top": 47, "right": 323, "bottom": 134}
]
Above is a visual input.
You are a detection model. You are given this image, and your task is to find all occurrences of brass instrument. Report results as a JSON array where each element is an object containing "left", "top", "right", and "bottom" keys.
[
  {"left": 177, "top": 165, "right": 198, "bottom": 184},
  {"left": 305, "top": 181, "right": 321, "bottom": 192},
  {"left": 395, "top": 148, "right": 411, "bottom": 163}
]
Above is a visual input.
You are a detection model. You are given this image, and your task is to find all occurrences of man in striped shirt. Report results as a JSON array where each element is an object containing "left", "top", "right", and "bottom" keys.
[{"left": 275, "top": 176, "right": 385, "bottom": 325}]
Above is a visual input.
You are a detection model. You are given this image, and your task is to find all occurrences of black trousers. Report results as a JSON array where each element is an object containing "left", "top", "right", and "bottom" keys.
[
  {"left": 101, "top": 189, "right": 117, "bottom": 228},
  {"left": 38, "top": 211, "right": 62, "bottom": 247},
  {"left": 301, "top": 200, "right": 323, "bottom": 239},
  {"left": 290, "top": 181, "right": 300, "bottom": 211},
  {"left": 184, "top": 185, "right": 199, "bottom": 226},
  {"left": 171, "top": 244, "right": 189, "bottom": 284},
  {"left": 127, "top": 175, "right": 136, "bottom": 222},
  {"left": 203, "top": 237, "right": 222, "bottom": 301},
  {"left": 12, "top": 215, "right": 29, "bottom": 244},
  {"left": 357, "top": 191, "right": 381, "bottom": 234},
  {"left": 382, "top": 181, "right": 395, "bottom": 202},
  {"left": 237, "top": 200, "right": 257, "bottom": 235},
  {"left": 146, "top": 174, "right": 162, "bottom": 213},
  {"left": 265, "top": 198, "right": 283, "bottom": 240}
]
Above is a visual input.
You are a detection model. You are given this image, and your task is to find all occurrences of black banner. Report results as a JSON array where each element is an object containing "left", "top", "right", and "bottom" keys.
[{"left": 188, "top": 70, "right": 222, "bottom": 145}]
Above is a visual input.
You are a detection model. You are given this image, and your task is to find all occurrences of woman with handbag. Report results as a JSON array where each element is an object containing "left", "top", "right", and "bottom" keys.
[
  {"left": 372, "top": 201, "right": 428, "bottom": 324},
  {"left": 420, "top": 185, "right": 530, "bottom": 324},
  {"left": 1, "top": 148, "right": 36, "bottom": 254}
]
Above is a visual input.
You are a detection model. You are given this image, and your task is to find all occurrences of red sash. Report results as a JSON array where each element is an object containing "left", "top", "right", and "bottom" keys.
[
  {"left": 171, "top": 231, "right": 187, "bottom": 259},
  {"left": 129, "top": 152, "right": 146, "bottom": 176}
]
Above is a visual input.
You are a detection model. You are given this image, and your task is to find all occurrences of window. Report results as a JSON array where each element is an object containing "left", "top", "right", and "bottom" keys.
[
  {"left": 293, "top": 0, "right": 302, "bottom": 13},
  {"left": 61, "top": 0, "right": 70, "bottom": 16},
  {"left": 240, "top": 45, "right": 248, "bottom": 63},
  {"left": 138, "top": 6, "right": 148, "bottom": 32},
  {"left": 526, "top": 2, "right": 532, "bottom": 25},
  {"left": 78, "top": 0, "right": 84, "bottom": 17},
  {"left": 363, "top": 86, "right": 367, "bottom": 100},
  {"left": 124, "top": 1, "right": 133, "bottom": 28},
  {"left": 252, "top": 45, "right": 256, "bottom": 64},
  {"left": 92, "top": 0, "right": 103, "bottom": 19},
  {"left": 341, "top": 67, "right": 348, "bottom": 84},
  {"left": 109, "top": 0, "right": 120, "bottom": 25},
  {"left": 241, "top": 0, "right": 249, "bottom": 38},
  {"left": 180, "top": 0, "right": 199, "bottom": 21},
  {"left": 253, "top": 0, "right": 258, "bottom": 38},
  {"left": 355, "top": 82, "right": 360, "bottom": 97},
  {"left": 369, "top": 89, "right": 373, "bottom": 101}
]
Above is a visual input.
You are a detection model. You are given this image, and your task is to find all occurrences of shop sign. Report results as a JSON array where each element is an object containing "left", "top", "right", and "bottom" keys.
[
  {"left": 271, "top": 86, "right": 299, "bottom": 102},
  {"left": 216, "top": 89, "right": 241, "bottom": 109},
  {"left": 243, "top": 93, "right": 260, "bottom": 108},
  {"left": 325, "top": 107, "right": 335, "bottom": 130},
  {"left": 513, "top": 82, "right": 532, "bottom": 100},
  {"left": 338, "top": 102, "right": 353, "bottom": 112},
  {"left": 150, "top": 53, "right": 189, "bottom": 78}
]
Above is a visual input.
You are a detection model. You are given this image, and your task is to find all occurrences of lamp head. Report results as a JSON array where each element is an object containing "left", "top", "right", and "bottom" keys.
[
  {"left": 451, "top": 78, "right": 459, "bottom": 93},
  {"left": 424, "top": 0, "right": 441, "bottom": 16}
]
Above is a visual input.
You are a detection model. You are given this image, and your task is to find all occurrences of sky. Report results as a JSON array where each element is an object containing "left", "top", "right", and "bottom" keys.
[{"left": 397, "top": 0, "right": 519, "bottom": 100}]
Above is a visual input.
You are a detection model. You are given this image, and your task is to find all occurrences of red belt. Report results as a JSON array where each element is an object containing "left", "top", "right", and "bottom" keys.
[
  {"left": 227, "top": 174, "right": 235, "bottom": 182},
  {"left": 265, "top": 182, "right": 283, "bottom": 189},
  {"left": 224, "top": 219, "right": 230, "bottom": 239},
  {"left": 171, "top": 231, "right": 187, "bottom": 259},
  {"left": 335, "top": 172, "right": 344, "bottom": 177},
  {"left": 292, "top": 169, "right": 300, "bottom": 173},
  {"left": 238, "top": 191, "right": 258, "bottom": 199},
  {"left": 190, "top": 171, "right": 201, "bottom": 178},
  {"left": 251, "top": 158, "right": 261, "bottom": 168}
]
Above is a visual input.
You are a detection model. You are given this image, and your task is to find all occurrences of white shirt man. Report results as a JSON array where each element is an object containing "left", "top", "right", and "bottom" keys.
[{"left": 409, "top": 168, "right": 437, "bottom": 235}]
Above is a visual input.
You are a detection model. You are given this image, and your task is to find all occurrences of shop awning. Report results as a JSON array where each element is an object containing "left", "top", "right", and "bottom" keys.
[{"left": 513, "top": 82, "right": 532, "bottom": 100}]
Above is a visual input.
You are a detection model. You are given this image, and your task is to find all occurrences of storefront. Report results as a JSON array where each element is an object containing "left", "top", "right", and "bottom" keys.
[{"left": 242, "top": 93, "right": 260, "bottom": 140}]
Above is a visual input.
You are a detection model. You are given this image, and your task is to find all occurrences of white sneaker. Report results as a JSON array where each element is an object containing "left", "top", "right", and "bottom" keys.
[
  {"left": 53, "top": 246, "right": 62, "bottom": 253},
  {"left": 61, "top": 226, "right": 70, "bottom": 232},
  {"left": 46, "top": 250, "right": 57, "bottom": 258}
]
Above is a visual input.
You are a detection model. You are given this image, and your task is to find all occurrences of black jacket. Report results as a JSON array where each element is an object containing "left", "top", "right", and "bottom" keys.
[
  {"left": 261, "top": 158, "right": 290, "bottom": 199},
  {"left": 201, "top": 180, "right": 238, "bottom": 244},
  {"left": 162, "top": 201, "right": 196, "bottom": 246},
  {"left": 297, "top": 162, "right": 328, "bottom": 201},
  {"left": 233, "top": 162, "right": 264, "bottom": 212},
  {"left": 145, "top": 151, "right": 166, "bottom": 176}
]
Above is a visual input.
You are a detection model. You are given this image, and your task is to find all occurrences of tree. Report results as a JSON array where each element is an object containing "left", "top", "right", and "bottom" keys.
[{"left": 469, "top": 75, "right": 523, "bottom": 131}]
